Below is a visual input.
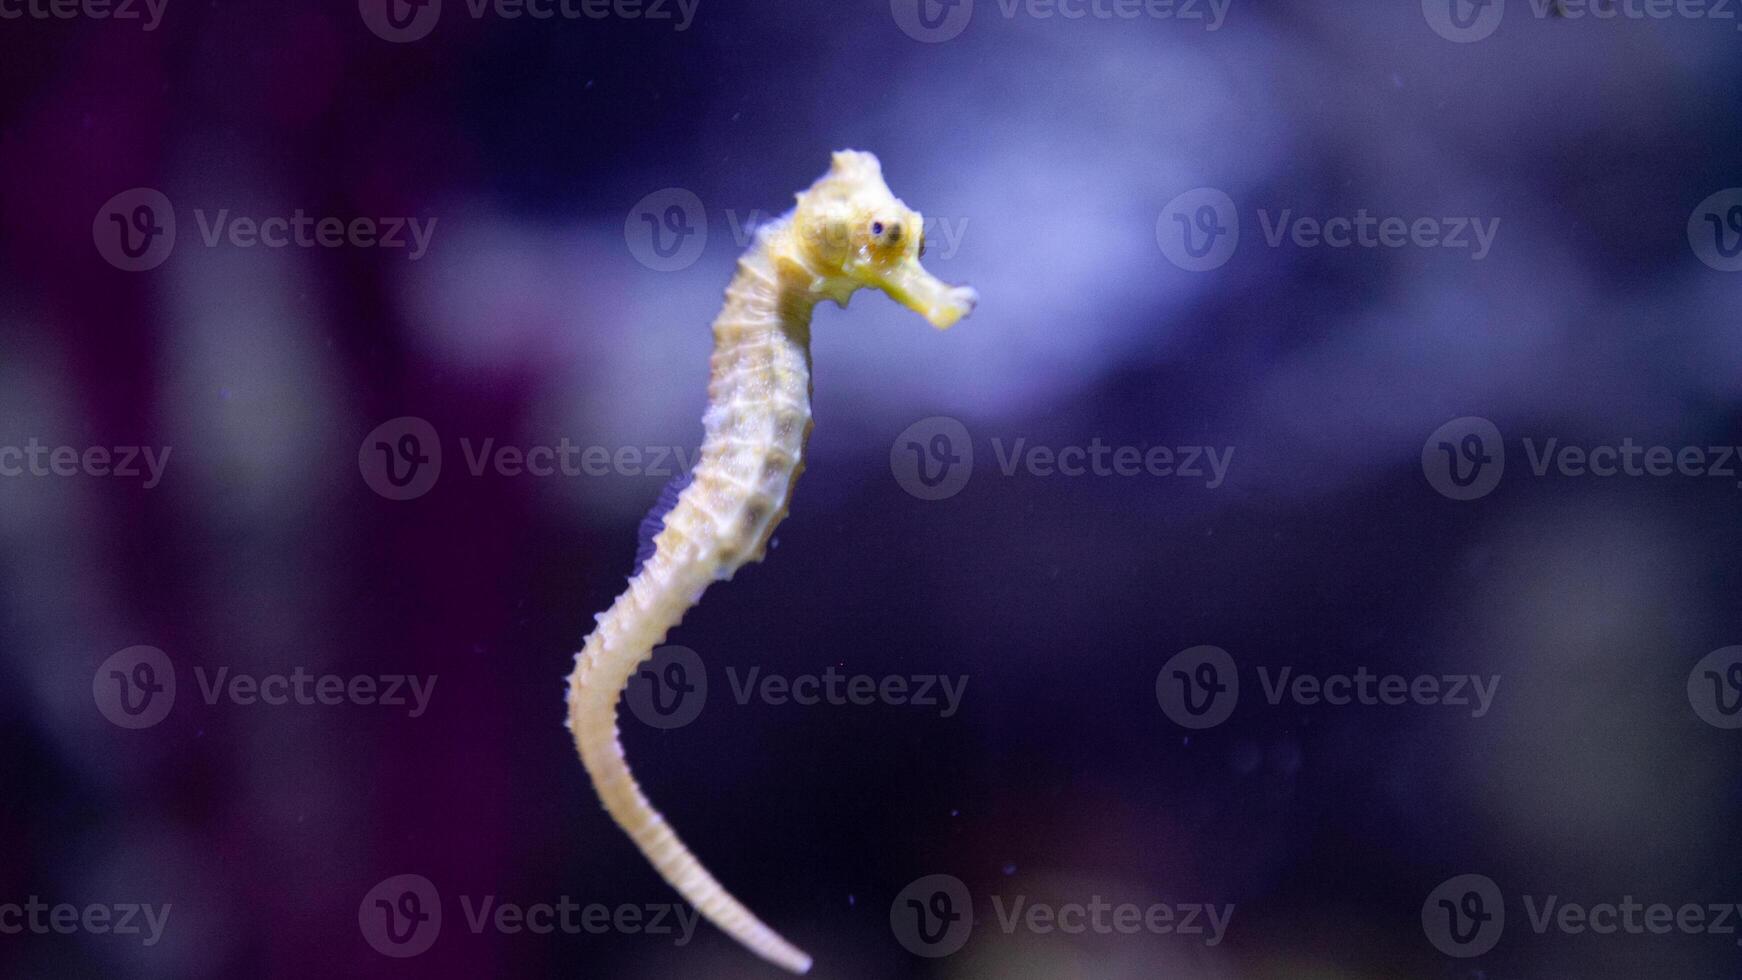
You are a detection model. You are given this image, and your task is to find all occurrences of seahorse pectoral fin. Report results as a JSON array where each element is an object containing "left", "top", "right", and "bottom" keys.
[
  {"left": 772, "top": 252, "right": 853, "bottom": 311},
  {"left": 871, "top": 256, "right": 978, "bottom": 330}
]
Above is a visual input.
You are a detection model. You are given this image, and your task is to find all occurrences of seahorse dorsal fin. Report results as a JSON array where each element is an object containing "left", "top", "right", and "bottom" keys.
[{"left": 632, "top": 472, "right": 692, "bottom": 576}]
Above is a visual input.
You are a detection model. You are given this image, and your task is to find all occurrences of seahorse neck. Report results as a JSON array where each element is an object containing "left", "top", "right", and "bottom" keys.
[{"left": 725, "top": 221, "right": 823, "bottom": 341}]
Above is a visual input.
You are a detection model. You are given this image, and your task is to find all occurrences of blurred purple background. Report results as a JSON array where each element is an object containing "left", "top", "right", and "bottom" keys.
[{"left": 3, "top": 0, "right": 1742, "bottom": 976}]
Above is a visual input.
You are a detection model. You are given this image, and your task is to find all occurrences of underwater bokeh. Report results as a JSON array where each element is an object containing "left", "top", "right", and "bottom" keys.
[{"left": 2, "top": 1, "right": 1740, "bottom": 976}]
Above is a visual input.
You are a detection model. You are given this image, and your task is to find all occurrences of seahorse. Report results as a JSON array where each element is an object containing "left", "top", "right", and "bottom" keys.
[{"left": 566, "top": 151, "right": 977, "bottom": 973}]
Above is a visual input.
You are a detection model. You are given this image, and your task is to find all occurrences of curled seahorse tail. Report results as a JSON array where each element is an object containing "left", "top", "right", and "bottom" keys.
[{"left": 566, "top": 555, "right": 814, "bottom": 975}]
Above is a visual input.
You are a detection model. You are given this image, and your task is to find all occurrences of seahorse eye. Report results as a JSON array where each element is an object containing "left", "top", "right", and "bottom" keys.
[
  {"left": 868, "top": 220, "right": 905, "bottom": 250},
  {"left": 918, "top": 233, "right": 927, "bottom": 258}
]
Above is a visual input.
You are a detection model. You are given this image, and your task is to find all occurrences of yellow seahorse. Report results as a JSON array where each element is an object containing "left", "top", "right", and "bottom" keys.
[{"left": 566, "top": 150, "right": 977, "bottom": 973}]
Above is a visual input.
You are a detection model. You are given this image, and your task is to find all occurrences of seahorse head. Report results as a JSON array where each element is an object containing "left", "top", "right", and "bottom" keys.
[{"left": 787, "top": 150, "right": 978, "bottom": 330}]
